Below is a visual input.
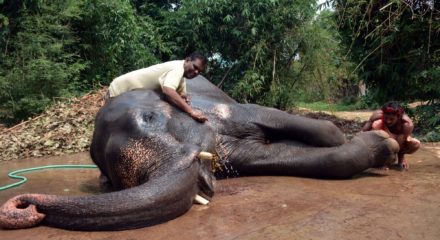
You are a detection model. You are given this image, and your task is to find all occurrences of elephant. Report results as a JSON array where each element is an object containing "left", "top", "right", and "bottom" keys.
[{"left": 0, "top": 76, "right": 399, "bottom": 231}]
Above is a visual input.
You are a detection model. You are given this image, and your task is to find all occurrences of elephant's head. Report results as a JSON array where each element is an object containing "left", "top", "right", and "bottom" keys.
[
  {"left": 0, "top": 89, "right": 217, "bottom": 230},
  {"left": 91, "top": 89, "right": 217, "bottom": 196}
]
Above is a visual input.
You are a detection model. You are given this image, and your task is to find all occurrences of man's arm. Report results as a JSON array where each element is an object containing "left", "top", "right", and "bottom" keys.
[
  {"left": 162, "top": 86, "right": 207, "bottom": 122},
  {"left": 396, "top": 115, "right": 414, "bottom": 168},
  {"left": 396, "top": 115, "right": 414, "bottom": 145},
  {"left": 362, "top": 120, "right": 373, "bottom": 132},
  {"left": 180, "top": 93, "right": 191, "bottom": 105},
  {"left": 362, "top": 110, "right": 382, "bottom": 131}
]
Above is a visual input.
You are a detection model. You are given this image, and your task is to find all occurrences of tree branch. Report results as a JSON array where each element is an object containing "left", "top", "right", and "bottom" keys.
[
  {"left": 217, "top": 64, "right": 235, "bottom": 88},
  {"left": 272, "top": 50, "right": 276, "bottom": 83}
]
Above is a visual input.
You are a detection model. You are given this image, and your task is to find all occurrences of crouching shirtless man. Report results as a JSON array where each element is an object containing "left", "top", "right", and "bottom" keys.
[{"left": 362, "top": 101, "right": 420, "bottom": 170}]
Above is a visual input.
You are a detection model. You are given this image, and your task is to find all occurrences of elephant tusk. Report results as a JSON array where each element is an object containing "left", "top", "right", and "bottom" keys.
[
  {"left": 198, "top": 152, "right": 214, "bottom": 161},
  {"left": 198, "top": 151, "right": 223, "bottom": 173},
  {"left": 194, "top": 194, "right": 210, "bottom": 205}
]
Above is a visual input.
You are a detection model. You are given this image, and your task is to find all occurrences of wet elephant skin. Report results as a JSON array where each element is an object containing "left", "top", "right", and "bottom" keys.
[{"left": 0, "top": 76, "right": 399, "bottom": 230}]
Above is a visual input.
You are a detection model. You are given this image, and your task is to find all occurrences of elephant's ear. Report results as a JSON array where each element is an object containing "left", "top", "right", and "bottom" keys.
[
  {"left": 128, "top": 134, "right": 216, "bottom": 200},
  {"left": 107, "top": 133, "right": 203, "bottom": 189},
  {"left": 136, "top": 135, "right": 215, "bottom": 199}
]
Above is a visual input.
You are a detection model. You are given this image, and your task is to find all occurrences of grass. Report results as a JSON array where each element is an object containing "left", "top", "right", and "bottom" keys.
[{"left": 295, "top": 101, "right": 362, "bottom": 112}]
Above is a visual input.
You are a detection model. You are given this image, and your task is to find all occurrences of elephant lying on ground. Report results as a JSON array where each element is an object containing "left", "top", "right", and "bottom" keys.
[{"left": 0, "top": 76, "right": 399, "bottom": 230}]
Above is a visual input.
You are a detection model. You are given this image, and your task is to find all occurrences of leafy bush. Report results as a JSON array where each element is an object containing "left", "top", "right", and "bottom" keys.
[
  {"left": 171, "top": 0, "right": 318, "bottom": 108},
  {"left": 0, "top": 1, "right": 86, "bottom": 125},
  {"left": 334, "top": 0, "right": 439, "bottom": 103},
  {"left": 412, "top": 103, "right": 440, "bottom": 142},
  {"left": 74, "top": 0, "right": 159, "bottom": 88}
]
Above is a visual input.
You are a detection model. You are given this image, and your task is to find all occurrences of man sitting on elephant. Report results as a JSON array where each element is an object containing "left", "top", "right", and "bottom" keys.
[
  {"left": 362, "top": 101, "right": 420, "bottom": 170},
  {"left": 107, "top": 52, "right": 208, "bottom": 123}
]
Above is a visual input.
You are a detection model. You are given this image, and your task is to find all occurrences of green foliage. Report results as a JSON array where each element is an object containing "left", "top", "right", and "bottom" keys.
[
  {"left": 0, "top": 0, "right": 86, "bottom": 124},
  {"left": 0, "top": 0, "right": 169, "bottom": 124},
  {"left": 295, "top": 101, "right": 361, "bottom": 112},
  {"left": 74, "top": 0, "right": 159, "bottom": 88},
  {"left": 0, "top": 0, "right": 361, "bottom": 123},
  {"left": 167, "top": 0, "right": 318, "bottom": 108},
  {"left": 329, "top": 0, "right": 439, "bottom": 137},
  {"left": 231, "top": 71, "right": 265, "bottom": 103},
  {"left": 130, "top": 0, "right": 182, "bottom": 60},
  {"left": 1, "top": 0, "right": 437, "bottom": 134},
  {"left": 412, "top": 103, "right": 440, "bottom": 141},
  {"left": 356, "top": 90, "right": 381, "bottom": 109},
  {"left": 333, "top": 0, "right": 439, "bottom": 103},
  {"left": 290, "top": 10, "right": 360, "bottom": 105}
]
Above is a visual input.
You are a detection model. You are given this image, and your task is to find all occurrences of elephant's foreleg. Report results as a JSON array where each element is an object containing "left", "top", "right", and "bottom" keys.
[{"left": 244, "top": 104, "right": 346, "bottom": 147}]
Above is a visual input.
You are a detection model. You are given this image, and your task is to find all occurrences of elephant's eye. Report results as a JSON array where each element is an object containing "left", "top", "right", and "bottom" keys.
[
  {"left": 143, "top": 112, "right": 155, "bottom": 122},
  {"left": 139, "top": 111, "right": 166, "bottom": 130}
]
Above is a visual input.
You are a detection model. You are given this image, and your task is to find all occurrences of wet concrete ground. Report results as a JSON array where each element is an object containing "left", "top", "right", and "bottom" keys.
[{"left": 1, "top": 143, "right": 439, "bottom": 240}]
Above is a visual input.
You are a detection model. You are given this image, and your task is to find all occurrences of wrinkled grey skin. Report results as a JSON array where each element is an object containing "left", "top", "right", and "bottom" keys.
[{"left": 0, "top": 76, "right": 399, "bottom": 231}]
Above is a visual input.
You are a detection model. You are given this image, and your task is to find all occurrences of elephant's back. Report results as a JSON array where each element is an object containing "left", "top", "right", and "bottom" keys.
[{"left": 187, "top": 76, "right": 236, "bottom": 104}]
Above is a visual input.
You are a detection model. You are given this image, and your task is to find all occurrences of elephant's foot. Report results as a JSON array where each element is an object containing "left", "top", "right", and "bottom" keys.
[
  {"left": 0, "top": 194, "right": 46, "bottom": 229},
  {"left": 355, "top": 130, "right": 400, "bottom": 168}
]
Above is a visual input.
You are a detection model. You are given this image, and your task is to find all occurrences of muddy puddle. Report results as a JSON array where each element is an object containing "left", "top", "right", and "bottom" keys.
[{"left": 1, "top": 143, "right": 439, "bottom": 240}]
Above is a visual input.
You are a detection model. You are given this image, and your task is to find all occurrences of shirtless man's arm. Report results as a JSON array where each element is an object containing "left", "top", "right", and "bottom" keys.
[
  {"left": 395, "top": 115, "right": 414, "bottom": 167},
  {"left": 362, "top": 110, "right": 382, "bottom": 131}
]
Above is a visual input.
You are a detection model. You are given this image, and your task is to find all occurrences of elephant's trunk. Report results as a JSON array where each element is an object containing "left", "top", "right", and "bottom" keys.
[{"left": 0, "top": 162, "right": 200, "bottom": 231}]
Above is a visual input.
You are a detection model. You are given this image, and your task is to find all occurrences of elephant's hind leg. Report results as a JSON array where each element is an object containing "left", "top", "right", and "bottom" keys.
[{"left": 246, "top": 104, "right": 346, "bottom": 147}]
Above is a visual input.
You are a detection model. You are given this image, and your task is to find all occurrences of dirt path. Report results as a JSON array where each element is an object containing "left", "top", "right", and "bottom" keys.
[
  {"left": 296, "top": 107, "right": 373, "bottom": 122},
  {"left": 1, "top": 143, "right": 439, "bottom": 240},
  {"left": 330, "top": 110, "right": 372, "bottom": 121}
]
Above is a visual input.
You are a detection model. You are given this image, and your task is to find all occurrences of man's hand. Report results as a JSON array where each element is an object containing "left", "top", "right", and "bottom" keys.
[
  {"left": 396, "top": 158, "right": 409, "bottom": 171},
  {"left": 163, "top": 87, "right": 207, "bottom": 123},
  {"left": 401, "top": 159, "right": 409, "bottom": 170},
  {"left": 189, "top": 109, "right": 208, "bottom": 123}
]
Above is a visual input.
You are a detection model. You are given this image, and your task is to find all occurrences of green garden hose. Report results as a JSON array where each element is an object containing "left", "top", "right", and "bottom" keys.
[{"left": 0, "top": 164, "right": 98, "bottom": 191}]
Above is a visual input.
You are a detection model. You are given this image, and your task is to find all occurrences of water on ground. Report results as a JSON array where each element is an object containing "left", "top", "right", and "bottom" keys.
[{"left": 0, "top": 143, "right": 439, "bottom": 240}]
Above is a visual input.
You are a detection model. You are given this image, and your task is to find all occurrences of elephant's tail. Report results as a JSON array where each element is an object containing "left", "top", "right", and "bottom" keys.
[{"left": 0, "top": 162, "right": 200, "bottom": 231}]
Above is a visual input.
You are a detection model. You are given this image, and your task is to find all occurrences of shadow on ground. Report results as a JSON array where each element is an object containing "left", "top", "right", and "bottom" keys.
[{"left": 0, "top": 143, "right": 439, "bottom": 240}]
